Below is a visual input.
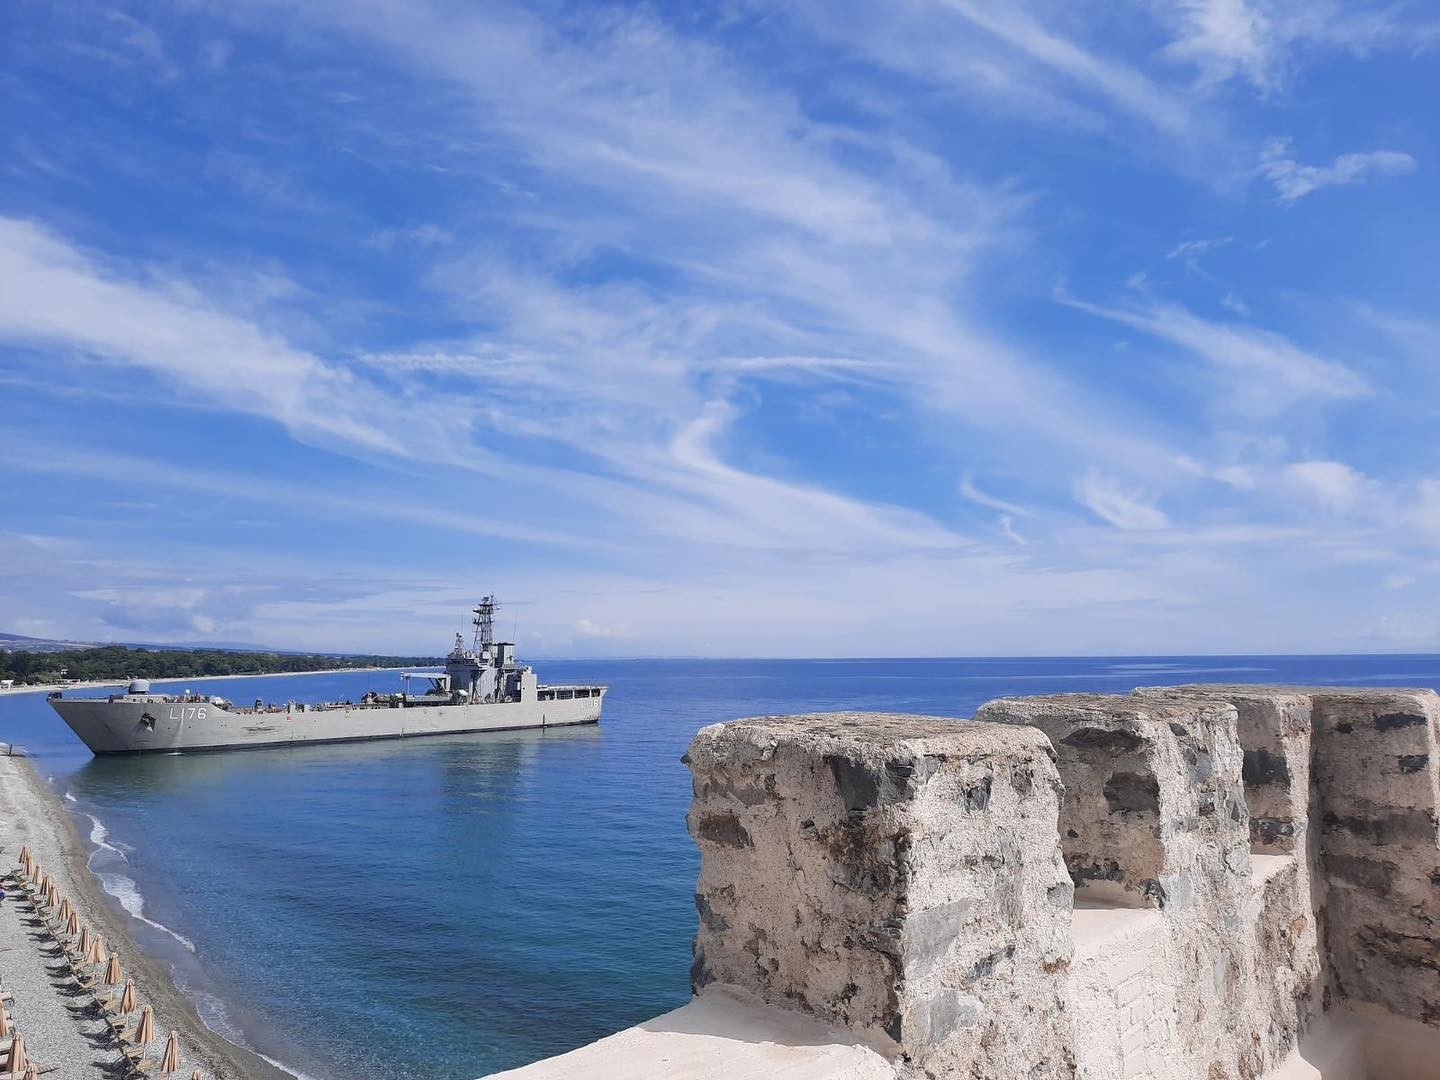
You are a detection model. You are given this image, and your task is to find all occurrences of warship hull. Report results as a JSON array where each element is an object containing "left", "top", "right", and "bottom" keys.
[{"left": 51, "top": 692, "right": 603, "bottom": 755}]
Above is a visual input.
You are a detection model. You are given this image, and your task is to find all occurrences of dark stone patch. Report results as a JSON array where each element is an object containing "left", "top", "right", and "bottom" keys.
[
  {"left": 1072, "top": 860, "right": 1124, "bottom": 885},
  {"left": 695, "top": 892, "right": 730, "bottom": 933},
  {"left": 1103, "top": 770, "right": 1161, "bottom": 814},
  {"left": 1168, "top": 722, "right": 1189, "bottom": 737},
  {"left": 1060, "top": 726, "right": 1144, "bottom": 754},
  {"left": 1399, "top": 754, "right": 1429, "bottom": 774},
  {"left": 963, "top": 775, "right": 992, "bottom": 811},
  {"left": 826, "top": 753, "right": 940, "bottom": 812},
  {"left": 1323, "top": 852, "right": 1396, "bottom": 896},
  {"left": 690, "top": 946, "right": 715, "bottom": 992},
  {"left": 1335, "top": 722, "right": 1354, "bottom": 734},
  {"left": 1142, "top": 878, "right": 1168, "bottom": 907},
  {"left": 819, "top": 818, "right": 905, "bottom": 895},
  {"left": 857, "top": 917, "right": 904, "bottom": 958},
  {"left": 827, "top": 756, "right": 881, "bottom": 812},
  {"left": 1011, "top": 764, "right": 1034, "bottom": 796},
  {"left": 696, "top": 810, "right": 752, "bottom": 849},
  {"left": 1323, "top": 808, "right": 1438, "bottom": 847},
  {"left": 964, "top": 943, "right": 1015, "bottom": 983},
  {"left": 1375, "top": 711, "right": 1426, "bottom": 731},
  {"left": 1243, "top": 748, "right": 1292, "bottom": 787},
  {"left": 1185, "top": 746, "right": 1215, "bottom": 783},
  {"left": 1252, "top": 817, "right": 1298, "bottom": 846}
]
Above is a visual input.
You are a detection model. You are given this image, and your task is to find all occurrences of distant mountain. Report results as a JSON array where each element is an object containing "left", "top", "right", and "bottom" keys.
[{"left": 0, "top": 632, "right": 96, "bottom": 653}]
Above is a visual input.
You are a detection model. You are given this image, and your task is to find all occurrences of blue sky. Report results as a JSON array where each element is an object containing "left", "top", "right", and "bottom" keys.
[{"left": 2, "top": 1, "right": 1439, "bottom": 657}]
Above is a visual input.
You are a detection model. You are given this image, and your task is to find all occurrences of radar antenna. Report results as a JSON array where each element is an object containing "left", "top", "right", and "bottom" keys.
[{"left": 471, "top": 595, "right": 498, "bottom": 656}]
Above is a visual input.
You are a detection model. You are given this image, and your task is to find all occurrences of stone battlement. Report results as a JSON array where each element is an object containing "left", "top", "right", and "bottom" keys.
[{"left": 489, "top": 686, "right": 1440, "bottom": 1080}]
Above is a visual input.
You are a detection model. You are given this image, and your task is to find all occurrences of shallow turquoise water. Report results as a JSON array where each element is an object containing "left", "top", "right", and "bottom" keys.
[{"left": 5, "top": 655, "right": 1440, "bottom": 1078}]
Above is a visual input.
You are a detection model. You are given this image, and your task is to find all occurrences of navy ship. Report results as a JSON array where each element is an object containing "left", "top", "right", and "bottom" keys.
[{"left": 49, "top": 598, "right": 605, "bottom": 754}]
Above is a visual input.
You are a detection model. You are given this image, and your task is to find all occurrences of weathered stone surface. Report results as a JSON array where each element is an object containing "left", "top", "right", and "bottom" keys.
[
  {"left": 685, "top": 712, "right": 1076, "bottom": 1078},
  {"left": 974, "top": 694, "right": 1250, "bottom": 911},
  {"left": 638, "top": 687, "right": 1440, "bottom": 1080},
  {"left": 1307, "top": 689, "right": 1440, "bottom": 1026}
]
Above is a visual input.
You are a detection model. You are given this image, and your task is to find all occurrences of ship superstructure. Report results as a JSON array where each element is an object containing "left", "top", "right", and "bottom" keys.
[{"left": 49, "top": 598, "right": 605, "bottom": 755}]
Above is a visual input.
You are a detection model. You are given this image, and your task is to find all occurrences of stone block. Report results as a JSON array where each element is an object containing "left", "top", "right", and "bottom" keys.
[
  {"left": 684, "top": 712, "right": 1075, "bottom": 1077},
  {"left": 973, "top": 694, "right": 1250, "bottom": 911}
]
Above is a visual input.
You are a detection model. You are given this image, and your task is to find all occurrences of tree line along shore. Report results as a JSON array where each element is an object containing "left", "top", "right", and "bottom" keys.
[{"left": 0, "top": 644, "right": 440, "bottom": 685}]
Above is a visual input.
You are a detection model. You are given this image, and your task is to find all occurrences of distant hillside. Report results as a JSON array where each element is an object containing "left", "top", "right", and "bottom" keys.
[
  {"left": 0, "top": 644, "right": 441, "bottom": 684},
  {"left": 0, "top": 632, "right": 96, "bottom": 654}
]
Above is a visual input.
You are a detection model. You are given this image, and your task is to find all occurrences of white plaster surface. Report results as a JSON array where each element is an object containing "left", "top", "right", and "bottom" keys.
[
  {"left": 482, "top": 989, "right": 894, "bottom": 1080},
  {"left": 1263, "top": 1006, "right": 1440, "bottom": 1079},
  {"left": 1069, "top": 903, "right": 1179, "bottom": 1080}
]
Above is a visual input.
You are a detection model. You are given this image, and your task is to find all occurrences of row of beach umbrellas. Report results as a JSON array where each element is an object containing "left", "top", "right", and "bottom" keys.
[{"left": 14, "top": 845, "right": 192, "bottom": 1078}]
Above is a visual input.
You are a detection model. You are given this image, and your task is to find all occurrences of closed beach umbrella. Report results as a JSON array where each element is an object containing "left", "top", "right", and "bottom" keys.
[
  {"left": 65, "top": 909, "right": 79, "bottom": 937},
  {"left": 105, "top": 952, "right": 122, "bottom": 985},
  {"left": 6, "top": 1030, "right": 26, "bottom": 1073},
  {"left": 28, "top": 861, "right": 41, "bottom": 884},
  {"left": 160, "top": 1030, "right": 180, "bottom": 1074},
  {"left": 0, "top": 1004, "right": 9, "bottom": 1037},
  {"left": 84, "top": 933, "right": 105, "bottom": 966},
  {"left": 191, "top": 1071, "right": 202, "bottom": 1080},
  {"left": 17, "top": 845, "right": 30, "bottom": 872},
  {"left": 77, "top": 927, "right": 91, "bottom": 954},
  {"left": 44, "top": 879, "right": 58, "bottom": 908},
  {"left": 119, "top": 979, "right": 136, "bottom": 1015},
  {"left": 134, "top": 1005, "right": 154, "bottom": 1046},
  {"left": 57, "top": 897, "right": 71, "bottom": 923}
]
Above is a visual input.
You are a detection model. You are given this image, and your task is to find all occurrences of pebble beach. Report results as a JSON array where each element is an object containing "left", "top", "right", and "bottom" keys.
[{"left": 0, "top": 752, "right": 288, "bottom": 1079}]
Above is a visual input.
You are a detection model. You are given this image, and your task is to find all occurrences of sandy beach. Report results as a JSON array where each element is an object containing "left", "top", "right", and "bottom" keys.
[
  {"left": 0, "top": 752, "right": 291, "bottom": 1079},
  {"left": 0, "top": 666, "right": 409, "bottom": 698}
]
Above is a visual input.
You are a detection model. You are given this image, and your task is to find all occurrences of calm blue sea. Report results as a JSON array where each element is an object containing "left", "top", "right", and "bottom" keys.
[{"left": 4, "top": 655, "right": 1440, "bottom": 1078}]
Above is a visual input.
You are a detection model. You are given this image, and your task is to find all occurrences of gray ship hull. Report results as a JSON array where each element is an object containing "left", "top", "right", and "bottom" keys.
[{"left": 51, "top": 691, "right": 603, "bottom": 755}]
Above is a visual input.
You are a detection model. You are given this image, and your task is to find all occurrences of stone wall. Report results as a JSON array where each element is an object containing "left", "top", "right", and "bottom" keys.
[
  {"left": 685, "top": 712, "right": 1075, "bottom": 1077},
  {"left": 677, "top": 686, "right": 1440, "bottom": 1080}
]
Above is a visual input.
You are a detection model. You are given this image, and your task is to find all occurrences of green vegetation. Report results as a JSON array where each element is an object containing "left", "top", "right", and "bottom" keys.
[{"left": 0, "top": 645, "right": 439, "bottom": 684}]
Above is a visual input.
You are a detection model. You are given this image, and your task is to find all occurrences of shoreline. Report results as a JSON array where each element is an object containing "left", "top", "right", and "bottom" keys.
[
  {"left": 0, "top": 752, "right": 295, "bottom": 1079},
  {"left": 0, "top": 665, "right": 410, "bottom": 698}
]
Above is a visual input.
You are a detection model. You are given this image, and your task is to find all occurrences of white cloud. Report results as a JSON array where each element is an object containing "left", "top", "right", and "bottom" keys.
[
  {"left": 1074, "top": 472, "right": 1170, "bottom": 530},
  {"left": 960, "top": 475, "right": 1033, "bottom": 518},
  {"left": 1060, "top": 292, "right": 1369, "bottom": 413},
  {"left": 0, "top": 217, "right": 421, "bottom": 456},
  {"left": 1166, "top": 235, "right": 1233, "bottom": 262},
  {"left": 1160, "top": 1, "right": 1440, "bottom": 94},
  {"left": 1260, "top": 137, "right": 1416, "bottom": 203},
  {"left": 1283, "top": 460, "right": 1366, "bottom": 512}
]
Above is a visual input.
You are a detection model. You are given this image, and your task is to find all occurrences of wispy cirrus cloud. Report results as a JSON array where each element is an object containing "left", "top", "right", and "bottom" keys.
[
  {"left": 1259, "top": 137, "right": 1417, "bottom": 202},
  {"left": 1059, "top": 291, "right": 1369, "bottom": 413},
  {"left": 1160, "top": 0, "right": 1440, "bottom": 94}
]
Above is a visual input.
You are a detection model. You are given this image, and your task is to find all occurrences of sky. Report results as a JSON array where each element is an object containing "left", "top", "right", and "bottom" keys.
[{"left": 1, "top": 1, "right": 1439, "bottom": 658}]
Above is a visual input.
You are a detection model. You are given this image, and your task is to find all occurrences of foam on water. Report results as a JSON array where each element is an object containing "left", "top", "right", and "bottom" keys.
[
  {"left": 189, "top": 985, "right": 325, "bottom": 1080},
  {"left": 95, "top": 869, "right": 197, "bottom": 952},
  {"left": 63, "top": 791, "right": 77, "bottom": 803},
  {"left": 84, "top": 812, "right": 129, "bottom": 861}
]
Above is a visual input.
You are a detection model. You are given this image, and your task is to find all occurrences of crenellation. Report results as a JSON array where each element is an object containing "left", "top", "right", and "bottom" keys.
[
  {"left": 685, "top": 712, "right": 1076, "bottom": 1077},
  {"left": 504, "top": 684, "right": 1440, "bottom": 1080}
]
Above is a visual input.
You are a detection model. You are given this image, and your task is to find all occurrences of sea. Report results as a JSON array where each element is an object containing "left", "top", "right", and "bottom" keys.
[{"left": 3, "top": 654, "right": 1439, "bottom": 1079}]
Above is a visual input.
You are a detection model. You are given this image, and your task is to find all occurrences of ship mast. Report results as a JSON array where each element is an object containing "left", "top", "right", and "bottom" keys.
[{"left": 471, "top": 595, "right": 498, "bottom": 658}]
